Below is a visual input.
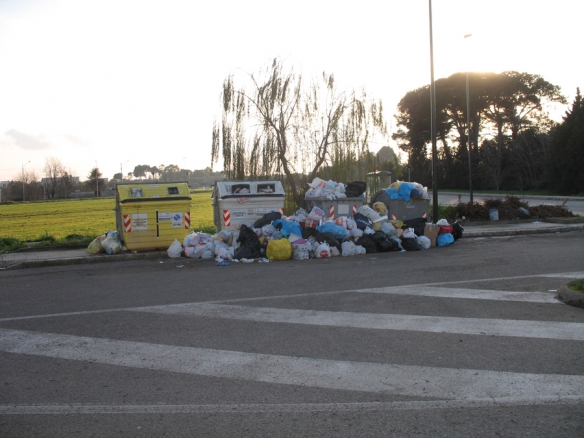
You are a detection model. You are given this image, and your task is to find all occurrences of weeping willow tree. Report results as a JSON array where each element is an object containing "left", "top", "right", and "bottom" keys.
[{"left": 211, "top": 58, "right": 387, "bottom": 208}]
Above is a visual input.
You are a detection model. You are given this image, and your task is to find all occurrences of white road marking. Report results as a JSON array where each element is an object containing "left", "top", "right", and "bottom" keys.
[
  {"left": 132, "top": 303, "right": 584, "bottom": 341},
  {"left": 346, "top": 286, "right": 560, "bottom": 303},
  {"left": 2, "top": 396, "right": 584, "bottom": 415},
  {"left": 1, "top": 328, "right": 583, "bottom": 402},
  {"left": 0, "top": 271, "right": 580, "bottom": 323},
  {"left": 540, "top": 272, "right": 584, "bottom": 279}
]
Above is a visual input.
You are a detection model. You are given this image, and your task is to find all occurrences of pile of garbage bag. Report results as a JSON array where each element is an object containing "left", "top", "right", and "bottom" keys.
[
  {"left": 164, "top": 205, "right": 463, "bottom": 265},
  {"left": 385, "top": 181, "right": 430, "bottom": 202},
  {"left": 87, "top": 230, "right": 123, "bottom": 255},
  {"left": 304, "top": 178, "right": 366, "bottom": 200}
]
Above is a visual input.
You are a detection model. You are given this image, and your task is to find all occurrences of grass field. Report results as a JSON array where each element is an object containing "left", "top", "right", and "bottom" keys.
[{"left": 0, "top": 190, "right": 215, "bottom": 241}]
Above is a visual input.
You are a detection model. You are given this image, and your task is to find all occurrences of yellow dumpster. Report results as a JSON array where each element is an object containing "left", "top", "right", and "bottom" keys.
[{"left": 115, "top": 182, "right": 191, "bottom": 251}]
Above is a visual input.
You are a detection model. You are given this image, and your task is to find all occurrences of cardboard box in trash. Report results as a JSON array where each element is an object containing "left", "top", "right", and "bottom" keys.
[{"left": 424, "top": 223, "right": 440, "bottom": 247}]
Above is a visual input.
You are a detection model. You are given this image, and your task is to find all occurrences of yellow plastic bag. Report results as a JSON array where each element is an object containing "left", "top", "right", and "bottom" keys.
[
  {"left": 266, "top": 238, "right": 292, "bottom": 261},
  {"left": 373, "top": 202, "right": 387, "bottom": 215},
  {"left": 87, "top": 234, "right": 106, "bottom": 254}
]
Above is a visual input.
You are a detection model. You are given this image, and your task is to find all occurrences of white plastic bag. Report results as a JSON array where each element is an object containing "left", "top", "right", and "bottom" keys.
[
  {"left": 403, "top": 228, "right": 417, "bottom": 239},
  {"left": 101, "top": 236, "right": 122, "bottom": 255},
  {"left": 315, "top": 242, "right": 331, "bottom": 258},
  {"left": 418, "top": 235, "right": 431, "bottom": 249},
  {"left": 381, "top": 222, "right": 395, "bottom": 236},
  {"left": 436, "top": 219, "right": 449, "bottom": 225},
  {"left": 167, "top": 239, "right": 183, "bottom": 258},
  {"left": 341, "top": 241, "right": 356, "bottom": 256},
  {"left": 354, "top": 245, "right": 367, "bottom": 255}
]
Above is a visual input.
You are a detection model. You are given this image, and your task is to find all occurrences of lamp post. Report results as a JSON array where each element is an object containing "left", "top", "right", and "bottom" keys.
[
  {"left": 465, "top": 33, "right": 473, "bottom": 203},
  {"left": 120, "top": 160, "right": 128, "bottom": 183},
  {"left": 428, "top": 0, "right": 438, "bottom": 223},
  {"left": 22, "top": 160, "right": 30, "bottom": 201}
]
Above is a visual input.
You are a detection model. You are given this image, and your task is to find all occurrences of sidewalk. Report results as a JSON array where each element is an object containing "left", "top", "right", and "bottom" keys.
[{"left": 1, "top": 221, "right": 583, "bottom": 270}]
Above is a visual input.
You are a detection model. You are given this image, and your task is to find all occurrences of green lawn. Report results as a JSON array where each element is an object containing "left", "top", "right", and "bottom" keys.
[{"left": 0, "top": 191, "right": 215, "bottom": 241}]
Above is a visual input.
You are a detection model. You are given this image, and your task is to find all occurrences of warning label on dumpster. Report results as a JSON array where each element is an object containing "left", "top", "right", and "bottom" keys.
[
  {"left": 232, "top": 210, "right": 246, "bottom": 219},
  {"left": 158, "top": 212, "right": 171, "bottom": 221},
  {"left": 172, "top": 212, "right": 183, "bottom": 228},
  {"left": 132, "top": 213, "right": 148, "bottom": 231}
]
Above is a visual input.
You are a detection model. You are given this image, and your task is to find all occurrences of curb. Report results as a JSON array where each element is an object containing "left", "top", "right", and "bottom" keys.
[
  {"left": 2, "top": 250, "right": 169, "bottom": 270},
  {"left": 557, "top": 281, "right": 584, "bottom": 309},
  {"left": 463, "top": 224, "right": 584, "bottom": 238}
]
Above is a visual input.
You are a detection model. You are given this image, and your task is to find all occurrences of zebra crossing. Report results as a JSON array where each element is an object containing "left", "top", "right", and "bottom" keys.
[{"left": 1, "top": 271, "right": 584, "bottom": 415}]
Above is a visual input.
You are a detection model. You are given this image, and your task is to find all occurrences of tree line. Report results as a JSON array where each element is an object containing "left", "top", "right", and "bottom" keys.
[
  {"left": 211, "top": 60, "right": 583, "bottom": 209},
  {"left": 393, "top": 71, "right": 582, "bottom": 194},
  {"left": 2, "top": 159, "right": 225, "bottom": 202}
]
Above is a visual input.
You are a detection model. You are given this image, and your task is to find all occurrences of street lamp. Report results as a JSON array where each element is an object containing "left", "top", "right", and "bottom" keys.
[
  {"left": 120, "top": 160, "right": 128, "bottom": 183},
  {"left": 465, "top": 33, "right": 473, "bottom": 203},
  {"left": 428, "top": 0, "right": 439, "bottom": 223},
  {"left": 22, "top": 160, "right": 30, "bottom": 201}
]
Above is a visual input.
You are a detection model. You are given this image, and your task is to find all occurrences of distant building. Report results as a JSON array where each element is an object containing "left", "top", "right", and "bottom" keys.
[
  {"left": 0, "top": 181, "right": 11, "bottom": 188},
  {"left": 41, "top": 176, "right": 80, "bottom": 184}
]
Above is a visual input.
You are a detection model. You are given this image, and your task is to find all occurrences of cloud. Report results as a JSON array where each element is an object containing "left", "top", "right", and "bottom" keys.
[
  {"left": 5, "top": 129, "right": 52, "bottom": 150},
  {"left": 63, "top": 134, "right": 90, "bottom": 146}
]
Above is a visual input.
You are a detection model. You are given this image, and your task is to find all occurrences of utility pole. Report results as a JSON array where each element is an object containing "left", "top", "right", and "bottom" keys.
[{"left": 465, "top": 33, "right": 473, "bottom": 203}]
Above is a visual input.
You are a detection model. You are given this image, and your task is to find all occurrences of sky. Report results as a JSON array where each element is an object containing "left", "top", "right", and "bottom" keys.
[{"left": 0, "top": 0, "right": 582, "bottom": 182}]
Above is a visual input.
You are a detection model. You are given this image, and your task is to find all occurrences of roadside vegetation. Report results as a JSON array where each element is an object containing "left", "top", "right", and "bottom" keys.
[
  {"left": 569, "top": 281, "right": 584, "bottom": 293},
  {"left": 0, "top": 191, "right": 215, "bottom": 253}
]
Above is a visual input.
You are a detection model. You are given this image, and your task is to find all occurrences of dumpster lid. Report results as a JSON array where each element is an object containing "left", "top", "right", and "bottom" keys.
[{"left": 117, "top": 182, "right": 191, "bottom": 203}]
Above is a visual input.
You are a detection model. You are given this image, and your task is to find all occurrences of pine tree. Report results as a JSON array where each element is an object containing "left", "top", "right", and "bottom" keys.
[{"left": 548, "top": 89, "right": 584, "bottom": 194}]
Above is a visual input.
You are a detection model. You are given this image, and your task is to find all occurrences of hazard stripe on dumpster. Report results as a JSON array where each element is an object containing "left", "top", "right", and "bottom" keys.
[
  {"left": 184, "top": 212, "right": 190, "bottom": 229},
  {"left": 223, "top": 210, "right": 231, "bottom": 226},
  {"left": 123, "top": 214, "right": 131, "bottom": 233},
  {"left": 329, "top": 205, "right": 335, "bottom": 219}
]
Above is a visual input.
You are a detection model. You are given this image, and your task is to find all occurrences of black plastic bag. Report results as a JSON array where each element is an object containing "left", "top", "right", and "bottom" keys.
[
  {"left": 400, "top": 237, "right": 422, "bottom": 251},
  {"left": 235, "top": 224, "right": 262, "bottom": 259},
  {"left": 451, "top": 221, "right": 464, "bottom": 240},
  {"left": 404, "top": 217, "right": 428, "bottom": 237},
  {"left": 345, "top": 181, "right": 367, "bottom": 198},
  {"left": 301, "top": 227, "right": 317, "bottom": 239},
  {"left": 254, "top": 211, "right": 282, "bottom": 229},
  {"left": 353, "top": 213, "right": 373, "bottom": 230},
  {"left": 356, "top": 235, "right": 377, "bottom": 253},
  {"left": 370, "top": 231, "right": 401, "bottom": 252},
  {"left": 370, "top": 232, "right": 391, "bottom": 252},
  {"left": 315, "top": 232, "right": 341, "bottom": 251}
]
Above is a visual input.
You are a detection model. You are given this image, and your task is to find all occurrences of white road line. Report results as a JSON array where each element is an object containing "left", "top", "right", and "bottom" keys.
[
  {"left": 2, "top": 397, "right": 584, "bottom": 415},
  {"left": 540, "top": 272, "right": 584, "bottom": 279},
  {"left": 0, "top": 271, "right": 580, "bottom": 323},
  {"left": 132, "top": 303, "right": 584, "bottom": 341},
  {"left": 346, "top": 286, "right": 560, "bottom": 303},
  {"left": 1, "top": 328, "right": 583, "bottom": 402}
]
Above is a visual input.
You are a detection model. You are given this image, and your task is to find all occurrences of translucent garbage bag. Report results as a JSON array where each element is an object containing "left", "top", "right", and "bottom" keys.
[
  {"left": 167, "top": 239, "right": 183, "bottom": 258},
  {"left": 87, "top": 234, "right": 106, "bottom": 254}
]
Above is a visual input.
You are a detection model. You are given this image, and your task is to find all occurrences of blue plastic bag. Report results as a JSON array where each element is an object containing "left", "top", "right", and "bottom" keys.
[
  {"left": 272, "top": 219, "right": 302, "bottom": 238},
  {"left": 398, "top": 183, "right": 413, "bottom": 202},
  {"left": 386, "top": 188, "right": 400, "bottom": 200},
  {"left": 437, "top": 233, "right": 454, "bottom": 247},
  {"left": 316, "top": 222, "right": 347, "bottom": 240},
  {"left": 353, "top": 213, "right": 373, "bottom": 230}
]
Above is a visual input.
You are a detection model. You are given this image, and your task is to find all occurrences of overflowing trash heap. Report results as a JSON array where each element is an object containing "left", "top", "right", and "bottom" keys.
[
  {"left": 165, "top": 179, "right": 462, "bottom": 266},
  {"left": 86, "top": 178, "right": 462, "bottom": 264}
]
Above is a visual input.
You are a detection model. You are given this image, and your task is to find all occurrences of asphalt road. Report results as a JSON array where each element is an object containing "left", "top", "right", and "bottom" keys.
[{"left": 1, "top": 231, "right": 584, "bottom": 437}]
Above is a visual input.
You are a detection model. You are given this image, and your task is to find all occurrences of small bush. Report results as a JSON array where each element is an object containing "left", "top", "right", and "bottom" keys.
[{"left": 0, "top": 237, "right": 23, "bottom": 253}]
